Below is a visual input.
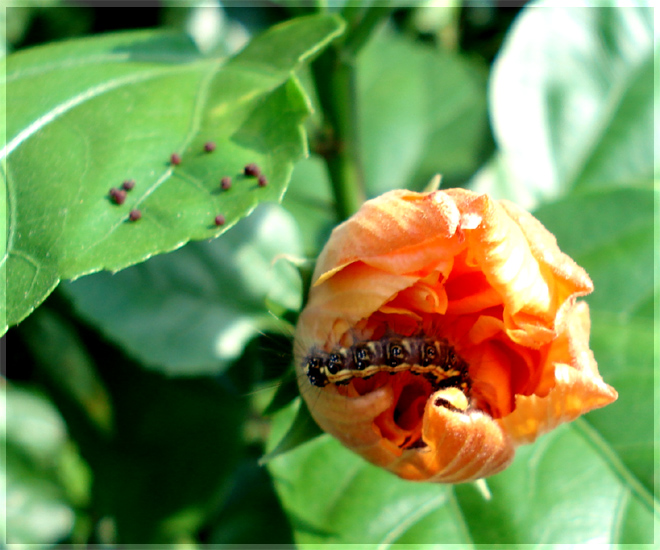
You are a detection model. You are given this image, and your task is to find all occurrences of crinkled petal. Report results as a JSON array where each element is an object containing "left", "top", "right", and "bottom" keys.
[
  {"left": 313, "top": 190, "right": 464, "bottom": 284},
  {"left": 302, "top": 382, "right": 514, "bottom": 483},
  {"left": 302, "top": 384, "right": 394, "bottom": 451},
  {"left": 419, "top": 389, "right": 515, "bottom": 482},
  {"left": 444, "top": 189, "right": 593, "bottom": 348},
  {"left": 297, "top": 261, "right": 419, "bottom": 347},
  {"left": 497, "top": 302, "right": 617, "bottom": 444}
]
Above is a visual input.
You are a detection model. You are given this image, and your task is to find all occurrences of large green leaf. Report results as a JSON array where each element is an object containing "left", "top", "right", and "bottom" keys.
[
  {"left": 534, "top": 187, "right": 655, "bottom": 318},
  {"left": 260, "top": 396, "right": 322, "bottom": 465},
  {"left": 282, "top": 155, "right": 335, "bottom": 257},
  {"left": 474, "top": 1, "right": 655, "bottom": 208},
  {"left": 61, "top": 203, "right": 303, "bottom": 375},
  {"left": 358, "top": 28, "right": 490, "bottom": 196},
  {"left": 2, "top": 14, "right": 345, "bottom": 334}
]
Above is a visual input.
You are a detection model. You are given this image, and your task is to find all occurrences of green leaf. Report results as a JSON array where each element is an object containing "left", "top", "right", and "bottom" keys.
[
  {"left": 2, "top": 14, "right": 345, "bottom": 334},
  {"left": 262, "top": 368, "right": 300, "bottom": 416},
  {"left": 358, "top": 29, "right": 490, "bottom": 196},
  {"left": 19, "top": 307, "right": 114, "bottom": 434},
  {"left": 477, "top": 2, "right": 654, "bottom": 208},
  {"left": 533, "top": 187, "right": 655, "bottom": 318},
  {"left": 581, "top": 314, "right": 657, "bottom": 496},
  {"left": 61, "top": 203, "right": 303, "bottom": 375},
  {"left": 260, "top": 398, "right": 322, "bottom": 465},
  {"left": 0, "top": 164, "right": 7, "bottom": 331},
  {"left": 268, "top": 407, "right": 658, "bottom": 545},
  {"left": 282, "top": 155, "right": 335, "bottom": 257},
  {"left": 3, "top": 385, "right": 92, "bottom": 545},
  {"left": 452, "top": 421, "right": 658, "bottom": 544}
]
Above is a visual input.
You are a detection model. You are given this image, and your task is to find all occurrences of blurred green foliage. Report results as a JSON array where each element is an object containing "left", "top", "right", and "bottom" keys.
[{"left": 2, "top": 1, "right": 656, "bottom": 546}]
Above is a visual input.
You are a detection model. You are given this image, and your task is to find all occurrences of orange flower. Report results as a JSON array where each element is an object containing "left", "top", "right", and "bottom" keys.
[{"left": 294, "top": 188, "right": 617, "bottom": 483}]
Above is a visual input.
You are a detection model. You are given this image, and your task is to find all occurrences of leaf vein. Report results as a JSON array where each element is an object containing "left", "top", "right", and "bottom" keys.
[
  {"left": 4, "top": 53, "right": 132, "bottom": 83},
  {"left": 1, "top": 162, "right": 14, "bottom": 269},
  {"left": 376, "top": 492, "right": 448, "bottom": 549},
  {"left": 8, "top": 248, "right": 42, "bottom": 298},
  {"left": 2, "top": 64, "right": 203, "bottom": 160},
  {"left": 574, "top": 418, "right": 659, "bottom": 517}
]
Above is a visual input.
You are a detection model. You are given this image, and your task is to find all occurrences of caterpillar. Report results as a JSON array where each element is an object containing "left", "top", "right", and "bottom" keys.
[{"left": 303, "top": 334, "right": 471, "bottom": 394}]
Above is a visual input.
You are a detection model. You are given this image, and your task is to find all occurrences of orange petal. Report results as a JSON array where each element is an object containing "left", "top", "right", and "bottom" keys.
[
  {"left": 301, "top": 381, "right": 514, "bottom": 483},
  {"left": 419, "top": 389, "right": 514, "bottom": 482},
  {"left": 296, "top": 261, "right": 420, "bottom": 348},
  {"left": 498, "top": 301, "right": 617, "bottom": 444},
  {"left": 444, "top": 189, "right": 593, "bottom": 347},
  {"left": 313, "top": 190, "right": 464, "bottom": 285}
]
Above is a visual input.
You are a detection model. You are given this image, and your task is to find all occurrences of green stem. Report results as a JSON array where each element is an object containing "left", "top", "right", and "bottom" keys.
[
  {"left": 312, "top": 46, "right": 365, "bottom": 220},
  {"left": 340, "top": 2, "right": 365, "bottom": 27},
  {"left": 343, "top": 5, "right": 394, "bottom": 58},
  {"left": 311, "top": 7, "right": 392, "bottom": 221}
]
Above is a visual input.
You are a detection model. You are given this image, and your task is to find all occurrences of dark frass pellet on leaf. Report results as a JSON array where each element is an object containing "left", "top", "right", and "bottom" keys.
[
  {"left": 129, "top": 209, "right": 141, "bottom": 222},
  {"left": 215, "top": 214, "right": 226, "bottom": 226},
  {"left": 170, "top": 153, "right": 182, "bottom": 165},
  {"left": 204, "top": 141, "right": 216, "bottom": 153},
  {"left": 258, "top": 175, "right": 268, "bottom": 187},
  {"left": 221, "top": 177, "right": 232, "bottom": 190},
  {"left": 122, "top": 179, "right": 135, "bottom": 191},
  {"left": 244, "top": 163, "right": 260, "bottom": 177},
  {"left": 109, "top": 188, "right": 127, "bottom": 205}
]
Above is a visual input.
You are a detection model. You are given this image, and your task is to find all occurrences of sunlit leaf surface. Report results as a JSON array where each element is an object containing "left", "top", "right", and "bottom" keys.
[
  {"left": 476, "top": 2, "right": 654, "bottom": 208},
  {"left": 358, "top": 29, "right": 490, "bottom": 195},
  {"left": 2, "top": 14, "right": 344, "bottom": 333}
]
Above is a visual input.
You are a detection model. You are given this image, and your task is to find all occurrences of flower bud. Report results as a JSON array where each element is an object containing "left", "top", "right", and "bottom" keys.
[{"left": 295, "top": 189, "right": 617, "bottom": 483}]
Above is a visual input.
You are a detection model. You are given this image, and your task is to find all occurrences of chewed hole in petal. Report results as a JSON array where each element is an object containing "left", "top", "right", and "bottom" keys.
[
  {"left": 394, "top": 383, "right": 428, "bottom": 430},
  {"left": 344, "top": 371, "right": 445, "bottom": 450}
]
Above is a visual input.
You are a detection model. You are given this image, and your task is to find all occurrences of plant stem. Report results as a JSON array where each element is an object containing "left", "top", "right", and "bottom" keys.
[
  {"left": 343, "top": 5, "right": 393, "bottom": 58},
  {"left": 310, "top": 6, "right": 393, "bottom": 221},
  {"left": 312, "top": 47, "right": 365, "bottom": 221}
]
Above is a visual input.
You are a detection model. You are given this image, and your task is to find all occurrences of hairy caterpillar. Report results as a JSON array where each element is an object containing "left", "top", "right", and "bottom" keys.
[{"left": 302, "top": 334, "right": 471, "bottom": 395}]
